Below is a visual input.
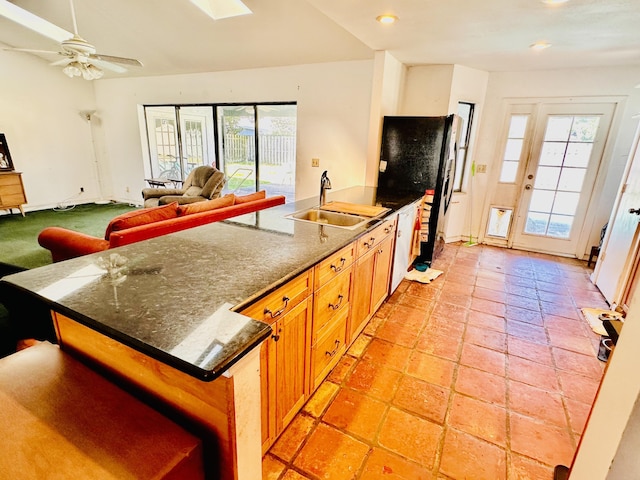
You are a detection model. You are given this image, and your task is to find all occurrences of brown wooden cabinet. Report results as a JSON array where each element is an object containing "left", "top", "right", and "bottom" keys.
[
  {"left": 241, "top": 270, "right": 313, "bottom": 453},
  {"left": 0, "top": 172, "right": 26, "bottom": 216},
  {"left": 259, "top": 297, "right": 313, "bottom": 451},
  {"left": 240, "top": 219, "right": 397, "bottom": 452},
  {"left": 350, "top": 218, "right": 396, "bottom": 344}
]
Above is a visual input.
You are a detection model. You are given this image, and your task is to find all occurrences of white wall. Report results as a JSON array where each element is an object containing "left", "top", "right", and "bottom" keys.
[
  {"left": 365, "top": 51, "right": 406, "bottom": 186},
  {"left": 400, "top": 65, "right": 454, "bottom": 116},
  {"left": 92, "top": 60, "right": 375, "bottom": 204},
  {"left": 0, "top": 46, "right": 99, "bottom": 210},
  {"left": 471, "top": 66, "right": 640, "bottom": 257}
]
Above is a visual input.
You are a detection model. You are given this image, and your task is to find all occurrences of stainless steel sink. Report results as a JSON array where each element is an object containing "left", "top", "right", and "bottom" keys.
[{"left": 286, "top": 208, "right": 370, "bottom": 229}]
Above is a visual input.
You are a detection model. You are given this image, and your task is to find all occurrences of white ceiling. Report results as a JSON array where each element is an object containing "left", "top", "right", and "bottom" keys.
[{"left": 1, "top": 0, "right": 639, "bottom": 79}]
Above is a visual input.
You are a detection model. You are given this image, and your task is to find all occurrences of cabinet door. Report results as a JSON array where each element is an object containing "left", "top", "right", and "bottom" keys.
[
  {"left": 260, "top": 331, "right": 277, "bottom": 451},
  {"left": 350, "top": 247, "right": 376, "bottom": 344},
  {"left": 275, "top": 297, "right": 313, "bottom": 434},
  {"left": 260, "top": 296, "right": 312, "bottom": 452},
  {"left": 371, "top": 234, "right": 394, "bottom": 312}
]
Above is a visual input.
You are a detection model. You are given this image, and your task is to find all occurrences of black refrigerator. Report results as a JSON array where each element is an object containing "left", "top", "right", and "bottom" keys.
[{"left": 377, "top": 115, "right": 459, "bottom": 265}]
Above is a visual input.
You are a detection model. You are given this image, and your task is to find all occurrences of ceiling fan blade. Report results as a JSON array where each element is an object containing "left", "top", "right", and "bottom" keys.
[
  {"left": 4, "top": 47, "right": 61, "bottom": 55},
  {"left": 50, "top": 58, "right": 73, "bottom": 67},
  {"left": 0, "top": 0, "right": 73, "bottom": 43},
  {"left": 90, "top": 53, "right": 143, "bottom": 67},
  {"left": 89, "top": 58, "right": 127, "bottom": 74}
]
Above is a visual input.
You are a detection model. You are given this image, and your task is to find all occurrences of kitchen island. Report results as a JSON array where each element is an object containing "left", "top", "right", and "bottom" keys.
[{"left": 0, "top": 186, "right": 422, "bottom": 480}]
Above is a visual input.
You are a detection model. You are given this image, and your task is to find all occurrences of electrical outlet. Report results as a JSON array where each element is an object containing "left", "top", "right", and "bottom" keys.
[
  {"left": 80, "top": 187, "right": 84, "bottom": 193},
  {"left": 476, "top": 164, "right": 487, "bottom": 173},
  {"left": 311, "top": 158, "right": 320, "bottom": 167}
]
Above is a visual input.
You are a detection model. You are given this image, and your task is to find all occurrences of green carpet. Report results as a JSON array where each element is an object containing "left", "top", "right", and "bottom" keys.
[{"left": 0, "top": 202, "right": 139, "bottom": 269}]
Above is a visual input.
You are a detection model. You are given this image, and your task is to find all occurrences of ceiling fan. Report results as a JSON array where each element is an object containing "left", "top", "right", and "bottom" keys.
[{"left": 0, "top": 0, "right": 143, "bottom": 80}]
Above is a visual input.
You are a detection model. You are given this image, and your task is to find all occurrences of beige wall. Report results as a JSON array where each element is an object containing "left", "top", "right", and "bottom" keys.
[
  {"left": 93, "top": 60, "right": 375, "bottom": 204},
  {"left": 0, "top": 45, "right": 98, "bottom": 210}
]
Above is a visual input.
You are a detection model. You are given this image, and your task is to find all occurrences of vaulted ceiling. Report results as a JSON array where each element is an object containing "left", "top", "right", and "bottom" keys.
[{"left": 1, "top": 0, "right": 639, "bottom": 79}]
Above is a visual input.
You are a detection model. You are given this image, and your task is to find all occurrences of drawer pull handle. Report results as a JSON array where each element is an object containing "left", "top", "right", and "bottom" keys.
[
  {"left": 384, "top": 226, "right": 393, "bottom": 233},
  {"left": 377, "top": 248, "right": 384, "bottom": 254},
  {"left": 264, "top": 296, "right": 290, "bottom": 318},
  {"left": 328, "top": 294, "right": 344, "bottom": 310},
  {"left": 330, "top": 258, "right": 346, "bottom": 272},
  {"left": 363, "top": 237, "right": 376, "bottom": 248},
  {"left": 325, "top": 340, "right": 341, "bottom": 357}
]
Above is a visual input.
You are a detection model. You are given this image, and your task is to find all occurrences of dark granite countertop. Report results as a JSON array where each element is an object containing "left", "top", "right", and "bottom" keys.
[{"left": 0, "top": 187, "right": 422, "bottom": 381}]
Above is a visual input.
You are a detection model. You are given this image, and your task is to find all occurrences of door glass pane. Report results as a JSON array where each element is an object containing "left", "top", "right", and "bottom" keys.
[
  {"left": 500, "top": 161, "right": 519, "bottom": 183},
  {"left": 179, "top": 106, "right": 215, "bottom": 178},
  {"left": 553, "top": 192, "right": 580, "bottom": 216},
  {"left": 544, "top": 117, "right": 573, "bottom": 141},
  {"left": 548, "top": 214, "right": 573, "bottom": 238},
  {"left": 571, "top": 116, "right": 600, "bottom": 142},
  {"left": 534, "top": 166, "right": 561, "bottom": 189},
  {"left": 504, "top": 139, "right": 524, "bottom": 160},
  {"left": 257, "top": 104, "right": 297, "bottom": 202},
  {"left": 218, "top": 106, "right": 256, "bottom": 195},
  {"left": 530, "top": 190, "right": 554, "bottom": 212},
  {"left": 525, "top": 212, "right": 550, "bottom": 235},
  {"left": 499, "top": 115, "right": 529, "bottom": 184},
  {"left": 539, "top": 142, "right": 566, "bottom": 166},
  {"left": 524, "top": 114, "right": 601, "bottom": 240},
  {"left": 508, "top": 116, "right": 528, "bottom": 137},
  {"left": 145, "top": 106, "right": 180, "bottom": 179},
  {"left": 565, "top": 143, "right": 593, "bottom": 168},
  {"left": 558, "top": 168, "right": 586, "bottom": 192}
]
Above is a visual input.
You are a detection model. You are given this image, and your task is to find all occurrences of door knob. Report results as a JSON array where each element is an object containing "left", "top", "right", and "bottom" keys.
[
  {"left": 525, "top": 184, "right": 532, "bottom": 190},
  {"left": 629, "top": 208, "right": 640, "bottom": 215}
]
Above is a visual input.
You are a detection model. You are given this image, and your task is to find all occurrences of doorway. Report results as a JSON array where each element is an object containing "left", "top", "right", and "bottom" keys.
[{"left": 508, "top": 103, "right": 615, "bottom": 256}]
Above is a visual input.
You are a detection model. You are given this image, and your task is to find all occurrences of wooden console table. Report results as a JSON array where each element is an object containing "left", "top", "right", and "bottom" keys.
[{"left": 0, "top": 171, "right": 27, "bottom": 216}]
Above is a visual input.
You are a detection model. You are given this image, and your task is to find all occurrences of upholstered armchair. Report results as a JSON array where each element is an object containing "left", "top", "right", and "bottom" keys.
[{"left": 142, "top": 166, "right": 225, "bottom": 207}]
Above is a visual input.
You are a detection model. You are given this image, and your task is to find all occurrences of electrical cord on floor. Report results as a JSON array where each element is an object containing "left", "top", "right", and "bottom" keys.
[{"left": 53, "top": 192, "right": 84, "bottom": 211}]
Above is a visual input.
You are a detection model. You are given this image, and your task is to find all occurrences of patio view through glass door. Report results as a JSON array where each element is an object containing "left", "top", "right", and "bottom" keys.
[
  {"left": 217, "top": 104, "right": 297, "bottom": 201},
  {"left": 511, "top": 104, "right": 614, "bottom": 256},
  {"left": 144, "top": 103, "right": 296, "bottom": 202}
]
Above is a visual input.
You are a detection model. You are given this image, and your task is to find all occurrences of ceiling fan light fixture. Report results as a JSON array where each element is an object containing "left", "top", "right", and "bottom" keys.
[
  {"left": 63, "top": 61, "right": 82, "bottom": 78},
  {"left": 190, "top": 0, "right": 252, "bottom": 20},
  {"left": 376, "top": 14, "right": 398, "bottom": 24},
  {"left": 83, "top": 63, "right": 103, "bottom": 80}
]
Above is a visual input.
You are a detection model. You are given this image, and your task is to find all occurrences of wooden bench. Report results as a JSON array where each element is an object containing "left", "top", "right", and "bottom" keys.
[{"left": 0, "top": 341, "right": 204, "bottom": 479}]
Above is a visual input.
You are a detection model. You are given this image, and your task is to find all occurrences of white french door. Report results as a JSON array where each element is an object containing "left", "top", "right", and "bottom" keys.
[{"left": 511, "top": 103, "right": 614, "bottom": 256}]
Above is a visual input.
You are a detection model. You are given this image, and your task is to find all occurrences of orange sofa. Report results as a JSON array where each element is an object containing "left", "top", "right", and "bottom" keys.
[{"left": 38, "top": 193, "right": 286, "bottom": 263}]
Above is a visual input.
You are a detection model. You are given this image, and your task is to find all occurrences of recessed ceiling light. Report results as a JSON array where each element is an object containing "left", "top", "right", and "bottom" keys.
[
  {"left": 530, "top": 41, "right": 552, "bottom": 51},
  {"left": 541, "top": 0, "right": 570, "bottom": 4},
  {"left": 376, "top": 14, "right": 398, "bottom": 24}
]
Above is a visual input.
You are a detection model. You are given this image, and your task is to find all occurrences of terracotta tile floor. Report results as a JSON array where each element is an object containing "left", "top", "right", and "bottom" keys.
[{"left": 263, "top": 243, "right": 609, "bottom": 480}]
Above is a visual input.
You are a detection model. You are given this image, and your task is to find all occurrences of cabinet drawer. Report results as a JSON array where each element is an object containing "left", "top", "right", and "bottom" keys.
[
  {"left": 0, "top": 193, "right": 26, "bottom": 206},
  {"left": 312, "top": 267, "right": 352, "bottom": 342},
  {"left": 0, "top": 174, "right": 21, "bottom": 187},
  {"left": 240, "top": 269, "right": 312, "bottom": 325},
  {"left": 356, "top": 218, "right": 396, "bottom": 257},
  {"left": 314, "top": 243, "right": 355, "bottom": 290},
  {"left": 311, "top": 307, "right": 347, "bottom": 390}
]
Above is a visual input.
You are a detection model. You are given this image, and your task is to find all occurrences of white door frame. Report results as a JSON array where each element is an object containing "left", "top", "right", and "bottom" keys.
[
  {"left": 511, "top": 103, "right": 615, "bottom": 257},
  {"left": 479, "top": 96, "right": 625, "bottom": 259}
]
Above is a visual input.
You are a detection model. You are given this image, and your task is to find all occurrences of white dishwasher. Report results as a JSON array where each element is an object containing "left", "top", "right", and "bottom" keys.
[{"left": 390, "top": 201, "right": 420, "bottom": 293}]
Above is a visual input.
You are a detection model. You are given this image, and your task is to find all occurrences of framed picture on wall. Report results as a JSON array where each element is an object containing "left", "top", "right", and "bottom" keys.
[{"left": 0, "top": 134, "right": 14, "bottom": 171}]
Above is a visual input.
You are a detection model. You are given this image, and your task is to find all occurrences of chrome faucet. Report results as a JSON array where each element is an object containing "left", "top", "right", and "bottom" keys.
[{"left": 320, "top": 170, "right": 332, "bottom": 206}]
